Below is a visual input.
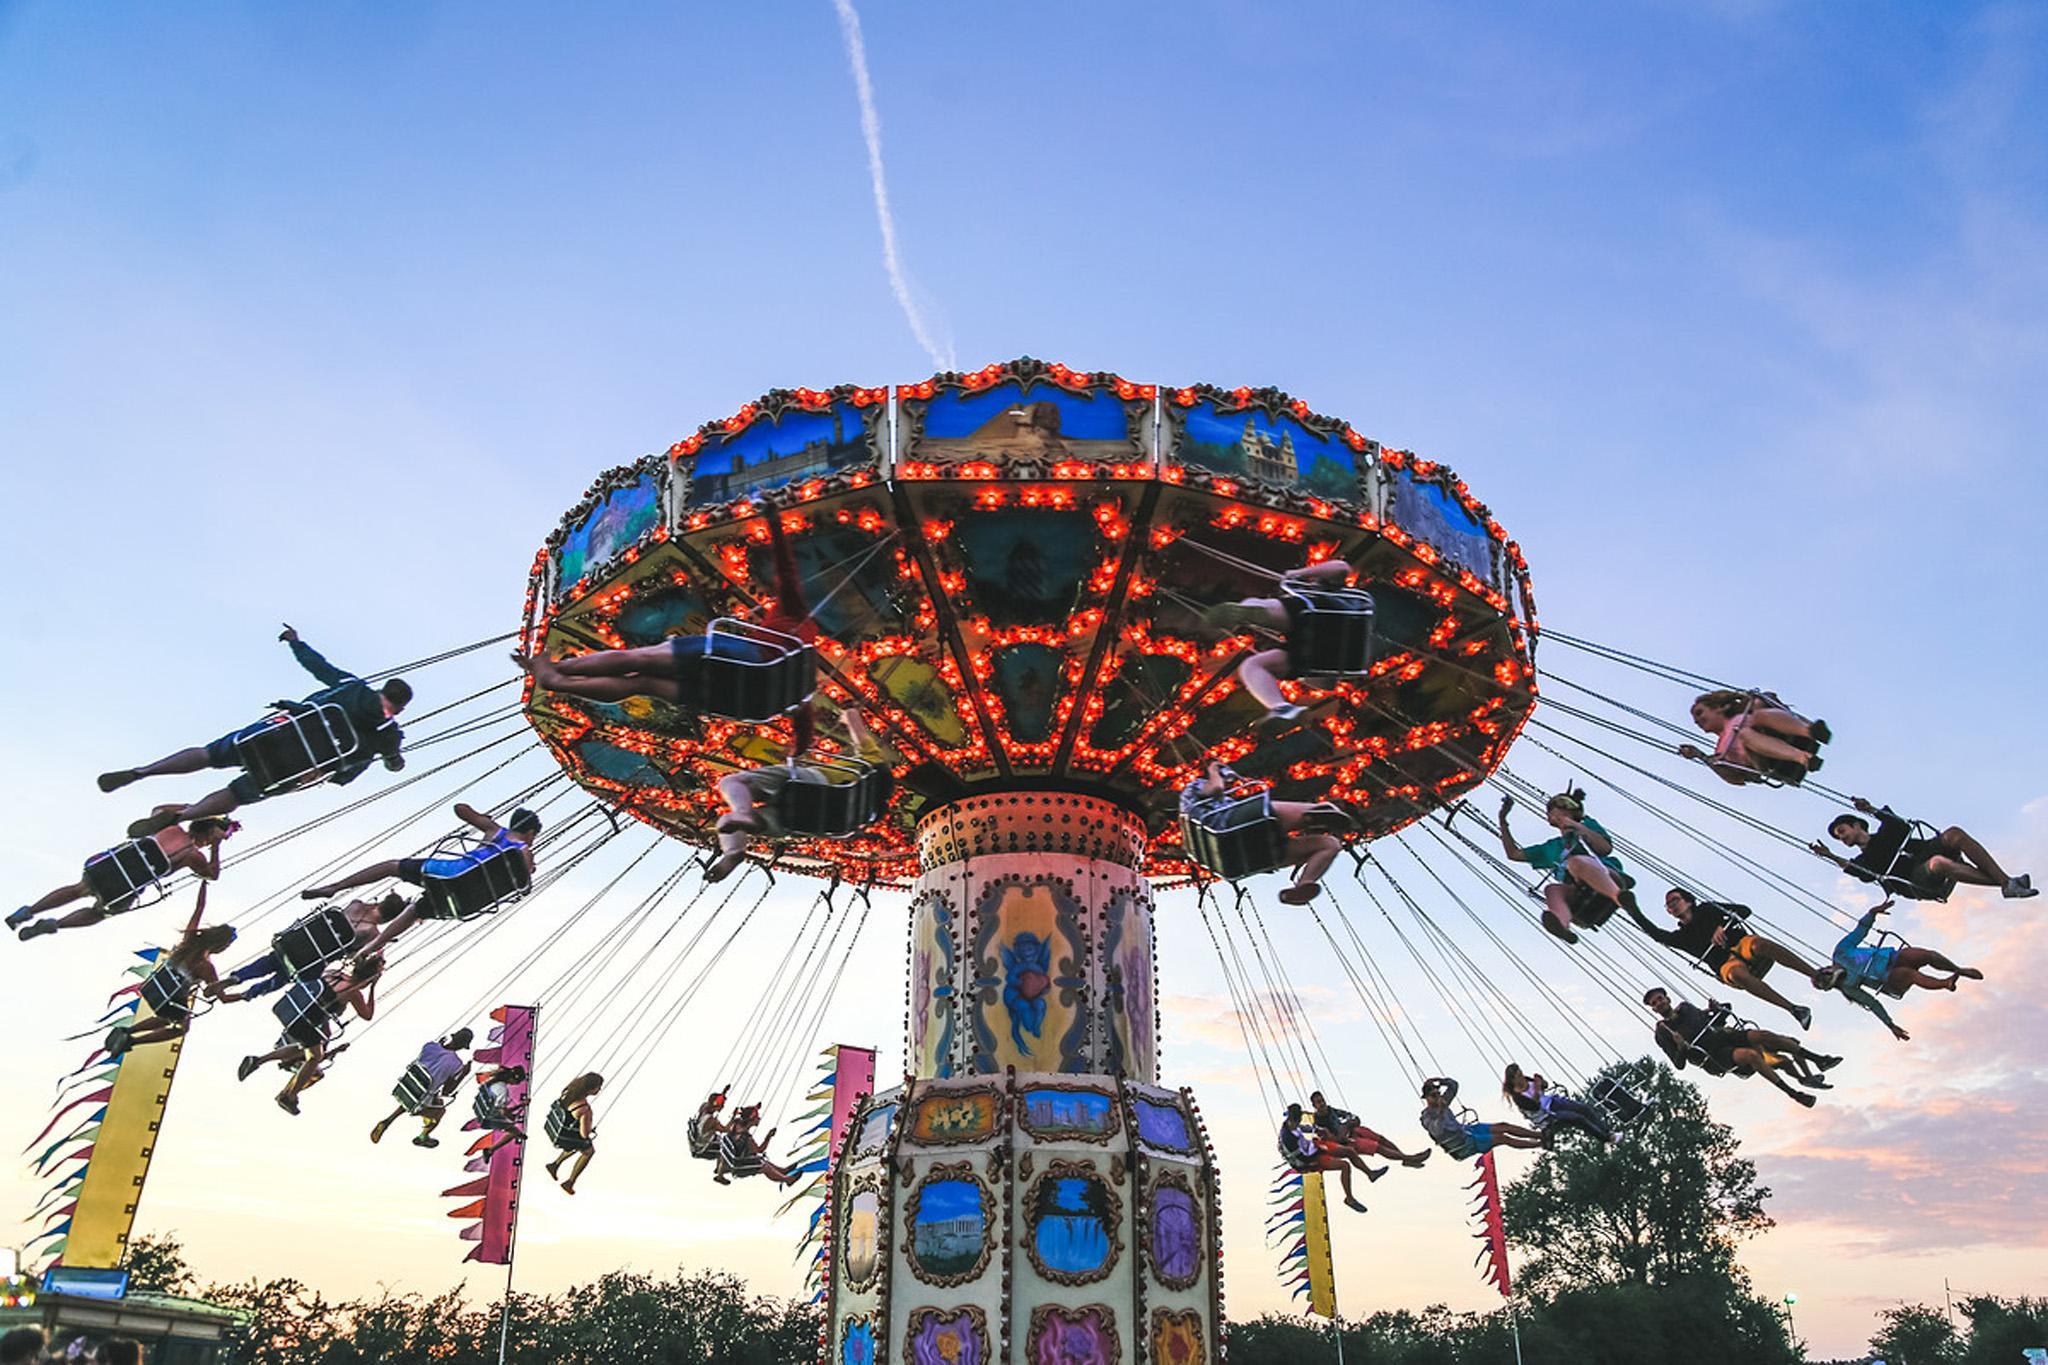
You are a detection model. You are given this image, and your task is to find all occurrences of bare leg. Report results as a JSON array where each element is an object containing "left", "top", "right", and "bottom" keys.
[
  {"left": 1736, "top": 729, "right": 1816, "bottom": 771},
  {"left": 1733, "top": 1047, "right": 1815, "bottom": 1105},
  {"left": 1281, "top": 833, "right": 1339, "bottom": 903},
  {"left": 304, "top": 861, "right": 408, "bottom": 900},
  {"left": 1723, "top": 961, "right": 1809, "bottom": 1021},
  {"left": 1490, "top": 1125, "right": 1547, "bottom": 1149},
  {"left": 29, "top": 903, "right": 114, "bottom": 935},
  {"left": 1748, "top": 939, "right": 1821, "bottom": 976},
  {"left": 516, "top": 651, "right": 682, "bottom": 705},
  {"left": 24, "top": 880, "right": 93, "bottom": 916},
  {"left": 1332, "top": 1162, "right": 1356, "bottom": 1204},
  {"left": 1236, "top": 647, "right": 1294, "bottom": 712},
  {"left": 1895, "top": 946, "right": 1978, "bottom": 978},
  {"left": 120, "top": 747, "right": 213, "bottom": 782},
  {"left": 1933, "top": 828, "right": 2010, "bottom": 884},
  {"left": 558, "top": 1148, "right": 593, "bottom": 1193},
  {"left": 1746, "top": 709, "right": 1816, "bottom": 744},
  {"left": 135, "top": 787, "right": 241, "bottom": 838},
  {"left": 548, "top": 644, "right": 678, "bottom": 678},
  {"left": 1563, "top": 854, "right": 1622, "bottom": 904},
  {"left": 120, "top": 1019, "right": 188, "bottom": 1049},
  {"left": 1542, "top": 883, "right": 1575, "bottom": 935}
]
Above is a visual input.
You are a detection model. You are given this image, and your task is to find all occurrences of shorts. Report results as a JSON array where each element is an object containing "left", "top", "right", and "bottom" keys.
[
  {"left": 205, "top": 723, "right": 266, "bottom": 768},
  {"left": 1345, "top": 1127, "right": 1384, "bottom": 1158},
  {"left": 1715, "top": 935, "right": 1771, "bottom": 984},
  {"left": 395, "top": 856, "right": 472, "bottom": 885},
  {"left": 1461, "top": 1122, "right": 1495, "bottom": 1155},
  {"left": 555, "top": 1131, "right": 594, "bottom": 1154},
  {"left": 1852, "top": 947, "right": 1899, "bottom": 984},
  {"left": 668, "top": 633, "right": 774, "bottom": 695}
]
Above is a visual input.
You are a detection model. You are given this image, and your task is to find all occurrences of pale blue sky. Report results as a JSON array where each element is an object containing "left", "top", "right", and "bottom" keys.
[{"left": 3, "top": 4, "right": 2046, "bottom": 1357}]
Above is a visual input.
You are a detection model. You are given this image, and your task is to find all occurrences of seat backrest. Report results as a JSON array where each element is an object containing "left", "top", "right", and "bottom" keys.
[
  {"left": 696, "top": 620, "right": 818, "bottom": 722},
  {"left": 1180, "top": 791, "right": 1288, "bottom": 880},
  {"left": 1281, "top": 586, "right": 1378, "bottom": 677},
  {"left": 85, "top": 840, "right": 172, "bottom": 909},
  {"left": 778, "top": 759, "right": 887, "bottom": 837},
  {"left": 273, "top": 907, "right": 356, "bottom": 978},
  {"left": 139, "top": 963, "right": 196, "bottom": 1017},
  {"left": 423, "top": 849, "right": 527, "bottom": 921},
  {"left": 393, "top": 1061, "right": 439, "bottom": 1113},
  {"left": 237, "top": 704, "right": 363, "bottom": 793}
]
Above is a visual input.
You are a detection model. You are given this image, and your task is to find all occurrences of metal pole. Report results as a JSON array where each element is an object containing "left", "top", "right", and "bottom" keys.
[
  {"left": 1332, "top": 1313, "right": 1345, "bottom": 1365},
  {"left": 1509, "top": 1297, "right": 1525, "bottom": 1365},
  {"left": 496, "top": 1244, "right": 516, "bottom": 1365}
]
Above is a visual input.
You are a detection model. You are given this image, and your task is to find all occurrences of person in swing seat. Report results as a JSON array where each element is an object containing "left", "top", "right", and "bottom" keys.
[
  {"left": 237, "top": 954, "right": 382, "bottom": 1115},
  {"left": 545, "top": 1072, "right": 605, "bottom": 1194},
  {"left": 1677, "top": 689, "right": 1829, "bottom": 786},
  {"left": 1199, "top": 559, "right": 1360, "bottom": 735},
  {"left": 706, "top": 707, "right": 893, "bottom": 882},
  {"left": 473, "top": 1063, "right": 529, "bottom": 1139},
  {"left": 1500, "top": 1064, "right": 1615, "bottom": 1145},
  {"left": 1812, "top": 797, "right": 2035, "bottom": 901},
  {"left": 1308, "top": 1090, "right": 1432, "bottom": 1169},
  {"left": 1812, "top": 901, "right": 1984, "bottom": 1042},
  {"left": 216, "top": 892, "right": 412, "bottom": 1002},
  {"left": 1180, "top": 756, "right": 1359, "bottom": 905},
  {"left": 101, "top": 893, "right": 237, "bottom": 1059},
  {"left": 1497, "top": 790, "right": 1636, "bottom": 945},
  {"left": 1622, "top": 887, "right": 1822, "bottom": 1030},
  {"left": 295, "top": 804, "right": 542, "bottom": 949},
  {"left": 13, "top": 815, "right": 236, "bottom": 941},
  {"left": 1279, "top": 1101, "right": 1385, "bottom": 1212},
  {"left": 688, "top": 1089, "right": 730, "bottom": 1159},
  {"left": 369, "top": 1028, "right": 475, "bottom": 1147},
  {"left": 1643, "top": 987, "right": 1840, "bottom": 1108},
  {"left": 713, "top": 1103, "right": 800, "bottom": 1187},
  {"left": 1417, "top": 1077, "right": 1548, "bottom": 1159},
  {"left": 104, "top": 625, "right": 409, "bottom": 838}
]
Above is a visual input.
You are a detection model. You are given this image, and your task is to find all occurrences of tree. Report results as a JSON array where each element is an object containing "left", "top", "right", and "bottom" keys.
[
  {"left": 1501, "top": 1059, "right": 1771, "bottom": 1295},
  {"left": 1871, "top": 1302, "right": 1959, "bottom": 1364},
  {"left": 122, "top": 1234, "right": 196, "bottom": 1297}
]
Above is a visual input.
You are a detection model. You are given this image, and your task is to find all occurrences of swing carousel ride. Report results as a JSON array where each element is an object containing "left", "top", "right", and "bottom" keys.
[{"left": 22, "top": 357, "right": 2015, "bottom": 1365}]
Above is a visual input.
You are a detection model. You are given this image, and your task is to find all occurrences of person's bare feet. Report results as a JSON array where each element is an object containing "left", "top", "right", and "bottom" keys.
[{"left": 512, "top": 652, "right": 565, "bottom": 688}]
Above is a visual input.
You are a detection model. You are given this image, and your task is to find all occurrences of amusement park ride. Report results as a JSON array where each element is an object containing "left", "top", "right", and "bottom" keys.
[
  {"left": 517, "top": 356, "right": 1535, "bottom": 1362},
  {"left": 30, "top": 356, "right": 1993, "bottom": 1365}
]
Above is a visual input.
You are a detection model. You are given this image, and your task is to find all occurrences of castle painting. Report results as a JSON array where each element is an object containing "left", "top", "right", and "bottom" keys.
[
  {"left": 1389, "top": 468, "right": 1496, "bottom": 583},
  {"left": 1176, "top": 398, "right": 1365, "bottom": 500},
  {"left": 683, "top": 399, "right": 875, "bottom": 506},
  {"left": 555, "top": 472, "right": 662, "bottom": 594},
  {"left": 910, "top": 380, "right": 1137, "bottom": 467}
]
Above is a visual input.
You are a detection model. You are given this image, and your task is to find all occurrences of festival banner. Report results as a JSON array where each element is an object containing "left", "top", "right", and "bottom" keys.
[
  {"left": 1469, "top": 1149, "right": 1512, "bottom": 1298},
  {"left": 1301, "top": 1169, "right": 1337, "bottom": 1319},
  {"left": 782, "top": 1043, "right": 878, "bottom": 1296},
  {"left": 443, "top": 1004, "right": 537, "bottom": 1265}
]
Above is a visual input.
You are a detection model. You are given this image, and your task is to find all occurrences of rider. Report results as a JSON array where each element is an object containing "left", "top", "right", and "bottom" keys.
[
  {"left": 297, "top": 804, "right": 542, "bottom": 941},
  {"left": 1643, "top": 987, "right": 1839, "bottom": 1108},
  {"left": 237, "top": 954, "right": 382, "bottom": 1116},
  {"left": 1498, "top": 790, "right": 1635, "bottom": 945},
  {"left": 1621, "top": 888, "right": 1821, "bottom": 1029},
  {"left": 708, "top": 708, "right": 893, "bottom": 882},
  {"left": 1812, "top": 798, "right": 2035, "bottom": 901},
  {"left": 1278, "top": 1101, "right": 1384, "bottom": 1213},
  {"left": 1676, "top": 690, "right": 1828, "bottom": 786},
  {"left": 713, "top": 1103, "right": 800, "bottom": 1187},
  {"left": 216, "top": 893, "right": 412, "bottom": 1001},
  {"left": 1813, "top": 902, "right": 1984, "bottom": 1042},
  {"left": 1417, "top": 1077, "right": 1547, "bottom": 1159},
  {"left": 369, "top": 1028, "right": 475, "bottom": 1147},
  {"left": 1499, "top": 1065, "right": 1615, "bottom": 1145},
  {"left": 473, "top": 1063, "right": 529, "bottom": 1139},
  {"left": 1308, "top": 1090, "right": 1431, "bottom": 1169},
  {"left": 545, "top": 1073, "right": 605, "bottom": 1194},
  {"left": 688, "top": 1090, "right": 730, "bottom": 1161},
  {"left": 103, "top": 625, "right": 409, "bottom": 838},
  {"left": 101, "top": 892, "right": 237, "bottom": 1059},
  {"left": 1181, "top": 756, "right": 1357, "bottom": 905},
  {"left": 1200, "top": 559, "right": 1360, "bottom": 735},
  {"left": 515, "top": 515, "right": 818, "bottom": 748},
  {"left": 12, "top": 815, "right": 236, "bottom": 941}
]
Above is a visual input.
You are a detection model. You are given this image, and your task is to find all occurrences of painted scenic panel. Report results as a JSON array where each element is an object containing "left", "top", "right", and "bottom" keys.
[
  {"left": 908, "top": 380, "right": 1136, "bottom": 468},
  {"left": 1132, "top": 1096, "right": 1195, "bottom": 1153},
  {"left": 1018, "top": 1086, "right": 1116, "bottom": 1140},
  {"left": 1389, "top": 469, "right": 1496, "bottom": 583},
  {"left": 1029, "top": 1172, "right": 1116, "bottom": 1280},
  {"left": 909, "top": 1175, "right": 989, "bottom": 1280},
  {"left": 684, "top": 400, "right": 875, "bottom": 507},
  {"left": 1174, "top": 398, "right": 1365, "bottom": 500},
  {"left": 554, "top": 472, "right": 662, "bottom": 596}
]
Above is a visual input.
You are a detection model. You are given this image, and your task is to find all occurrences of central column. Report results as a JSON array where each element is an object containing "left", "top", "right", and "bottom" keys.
[{"left": 906, "top": 791, "right": 1157, "bottom": 1082}]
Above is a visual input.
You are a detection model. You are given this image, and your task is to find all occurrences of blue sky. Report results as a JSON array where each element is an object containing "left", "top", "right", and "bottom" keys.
[{"left": 3, "top": 3, "right": 2046, "bottom": 1358}]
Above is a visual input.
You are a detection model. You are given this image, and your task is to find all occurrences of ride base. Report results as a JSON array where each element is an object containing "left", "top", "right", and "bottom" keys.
[{"left": 827, "top": 794, "right": 1222, "bottom": 1364}]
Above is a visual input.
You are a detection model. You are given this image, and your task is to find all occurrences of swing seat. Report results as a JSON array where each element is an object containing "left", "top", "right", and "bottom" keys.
[
  {"left": 473, "top": 1088, "right": 522, "bottom": 1132},
  {"left": 686, "top": 1114, "right": 720, "bottom": 1161},
  {"left": 138, "top": 962, "right": 198, "bottom": 1024},
  {"left": 545, "top": 1099, "right": 592, "bottom": 1151},
  {"left": 1563, "top": 872, "right": 1632, "bottom": 931},
  {"left": 716, "top": 1132, "right": 766, "bottom": 1178},
  {"left": 1587, "top": 1063, "right": 1656, "bottom": 1128},
  {"left": 271, "top": 978, "right": 340, "bottom": 1049},
  {"left": 393, "top": 1061, "right": 447, "bottom": 1116},
  {"left": 1181, "top": 790, "right": 1289, "bottom": 881},
  {"left": 235, "top": 702, "right": 363, "bottom": 795},
  {"left": 273, "top": 907, "right": 357, "bottom": 980},
  {"left": 83, "top": 838, "right": 175, "bottom": 912},
  {"left": 694, "top": 620, "right": 816, "bottom": 723},
  {"left": 1281, "top": 585, "right": 1378, "bottom": 678},
  {"left": 419, "top": 845, "right": 533, "bottom": 922},
  {"left": 777, "top": 755, "right": 892, "bottom": 838}
]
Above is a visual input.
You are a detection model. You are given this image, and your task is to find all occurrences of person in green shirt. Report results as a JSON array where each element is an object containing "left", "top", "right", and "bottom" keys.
[{"left": 1497, "top": 789, "right": 1636, "bottom": 945}]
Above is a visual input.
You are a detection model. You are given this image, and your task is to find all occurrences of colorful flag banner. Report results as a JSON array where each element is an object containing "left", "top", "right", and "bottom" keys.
[
  {"left": 442, "top": 1004, "right": 537, "bottom": 1265},
  {"left": 782, "top": 1043, "right": 876, "bottom": 1294},
  {"left": 1468, "top": 1149, "right": 1512, "bottom": 1298}
]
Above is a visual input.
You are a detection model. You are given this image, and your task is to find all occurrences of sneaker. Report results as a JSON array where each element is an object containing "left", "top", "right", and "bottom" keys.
[
  {"left": 1406, "top": 1151, "right": 1431, "bottom": 1167},
  {"left": 2003, "top": 878, "right": 2039, "bottom": 900},
  {"left": 5, "top": 907, "right": 31, "bottom": 930},
  {"left": 1342, "top": 1196, "right": 1368, "bottom": 1213},
  {"left": 1816, "top": 1054, "right": 1844, "bottom": 1072},
  {"left": 1793, "top": 1092, "right": 1817, "bottom": 1109},
  {"left": 1807, "top": 756, "right": 1824, "bottom": 773},
  {"left": 413, "top": 1134, "right": 440, "bottom": 1148},
  {"left": 1277, "top": 883, "right": 1319, "bottom": 906},
  {"left": 237, "top": 1056, "right": 261, "bottom": 1083},
  {"left": 1802, "top": 1075, "right": 1833, "bottom": 1090},
  {"left": 1808, "top": 720, "right": 1832, "bottom": 745},
  {"left": 104, "top": 1026, "right": 132, "bottom": 1059},
  {"left": 126, "top": 810, "right": 179, "bottom": 840},
  {"left": 17, "top": 920, "right": 56, "bottom": 942},
  {"left": 1791, "top": 1004, "right": 1813, "bottom": 1032},
  {"left": 275, "top": 1093, "right": 301, "bottom": 1116},
  {"left": 704, "top": 849, "right": 747, "bottom": 883},
  {"left": 370, "top": 1119, "right": 391, "bottom": 1144},
  {"left": 1259, "top": 703, "right": 1310, "bottom": 737},
  {"left": 1541, "top": 914, "right": 1579, "bottom": 946},
  {"left": 96, "top": 770, "right": 137, "bottom": 793},
  {"left": 1364, "top": 1165, "right": 1389, "bottom": 1183}
]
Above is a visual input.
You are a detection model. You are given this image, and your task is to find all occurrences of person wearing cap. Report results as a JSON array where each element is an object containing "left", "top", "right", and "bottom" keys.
[
  {"left": 369, "top": 1027, "right": 476, "bottom": 1147},
  {"left": 297, "top": 801, "right": 542, "bottom": 955}
]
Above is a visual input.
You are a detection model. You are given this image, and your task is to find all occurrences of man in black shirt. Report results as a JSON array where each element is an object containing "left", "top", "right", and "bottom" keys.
[
  {"left": 1643, "top": 987, "right": 1839, "bottom": 1109},
  {"left": 103, "top": 624, "right": 409, "bottom": 836},
  {"left": 1624, "top": 888, "right": 1822, "bottom": 1029},
  {"left": 1812, "top": 797, "right": 2034, "bottom": 902}
]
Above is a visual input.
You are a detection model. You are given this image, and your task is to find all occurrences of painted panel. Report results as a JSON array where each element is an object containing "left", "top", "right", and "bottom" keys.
[
  {"left": 684, "top": 400, "right": 877, "bottom": 507},
  {"left": 554, "top": 472, "right": 662, "bottom": 597},
  {"left": 909, "top": 1088, "right": 998, "bottom": 1146},
  {"left": 1173, "top": 398, "right": 1366, "bottom": 500},
  {"left": 1017, "top": 1086, "right": 1118, "bottom": 1142},
  {"left": 969, "top": 874, "right": 1088, "bottom": 1074},
  {"left": 1131, "top": 1096, "right": 1195, "bottom": 1155},
  {"left": 1389, "top": 469, "right": 1495, "bottom": 584},
  {"left": 909, "top": 889, "right": 959, "bottom": 1079},
  {"left": 907, "top": 380, "right": 1137, "bottom": 469}
]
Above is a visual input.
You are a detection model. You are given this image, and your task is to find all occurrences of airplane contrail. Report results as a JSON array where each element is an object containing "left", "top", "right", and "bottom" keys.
[{"left": 831, "top": 0, "right": 955, "bottom": 372}]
